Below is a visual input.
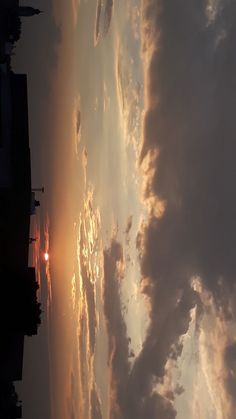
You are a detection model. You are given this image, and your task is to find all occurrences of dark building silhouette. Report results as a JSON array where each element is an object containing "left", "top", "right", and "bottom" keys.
[
  {"left": 0, "top": 4, "right": 42, "bottom": 418},
  {"left": 0, "top": 73, "right": 32, "bottom": 266},
  {"left": 12, "top": 405, "right": 22, "bottom": 418},
  {"left": 18, "top": 7, "right": 42, "bottom": 17}
]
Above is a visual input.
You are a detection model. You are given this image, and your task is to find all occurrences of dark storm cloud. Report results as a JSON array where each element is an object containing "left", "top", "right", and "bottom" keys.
[
  {"left": 104, "top": 1, "right": 236, "bottom": 418},
  {"left": 135, "top": 0, "right": 236, "bottom": 416},
  {"left": 140, "top": 0, "right": 236, "bottom": 306}
]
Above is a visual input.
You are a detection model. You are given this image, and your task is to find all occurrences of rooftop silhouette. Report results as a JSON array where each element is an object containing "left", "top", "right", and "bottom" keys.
[{"left": 0, "top": 3, "right": 43, "bottom": 417}]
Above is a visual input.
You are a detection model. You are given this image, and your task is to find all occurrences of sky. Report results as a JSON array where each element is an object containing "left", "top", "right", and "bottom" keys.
[{"left": 13, "top": 0, "right": 236, "bottom": 419}]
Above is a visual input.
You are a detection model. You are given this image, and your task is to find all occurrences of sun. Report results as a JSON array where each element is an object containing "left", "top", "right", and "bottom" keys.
[{"left": 44, "top": 252, "right": 49, "bottom": 261}]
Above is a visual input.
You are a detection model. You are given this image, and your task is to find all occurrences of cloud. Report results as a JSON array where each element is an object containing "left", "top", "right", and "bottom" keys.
[
  {"left": 94, "top": 0, "right": 114, "bottom": 46},
  {"left": 90, "top": 386, "right": 103, "bottom": 419},
  {"left": 101, "top": 2, "right": 236, "bottom": 418},
  {"left": 137, "top": 0, "right": 236, "bottom": 416},
  {"left": 103, "top": 240, "right": 130, "bottom": 418},
  {"left": 82, "top": 147, "right": 88, "bottom": 186},
  {"left": 224, "top": 341, "right": 236, "bottom": 410},
  {"left": 76, "top": 109, "right": 81, "bottom": 136},
  {"left": 190, "top": 288, "right": 234, "bottom": 419},
  {"left": 94, "top": 0, "right": 102, "bottom": 46},
  {"left": 125, "top": 215, "right": 133, "bottom": 235},
  {"left": 115, "top": 44, "right": 143, "bottom": 156},
  {"left": 140, "top": 0, "right": 236, "bottom": 307},
  {"left": 78, "top": 217, "right": 97, "bottom": 355},
  {"left": 72, "top": 97, "right": 82, "bottom": 160},
  {"left": 103, "top": 239, "right": 180, "bottom": 419},
  {"left": 103, "top": 0, "right": 114, "bottom": 36},
  {"left": 127, "top": 3, "right": 141, "bottom": 41}
]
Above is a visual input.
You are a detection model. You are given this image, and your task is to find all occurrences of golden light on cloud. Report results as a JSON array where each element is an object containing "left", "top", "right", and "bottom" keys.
[{"left": 71, "top": 185, "right": 104, "bottom": 419}]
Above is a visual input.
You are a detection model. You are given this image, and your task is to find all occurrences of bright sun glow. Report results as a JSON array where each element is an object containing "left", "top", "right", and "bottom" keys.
[{"left": 44, "top": 252, "right": 49, "bottom": 261}]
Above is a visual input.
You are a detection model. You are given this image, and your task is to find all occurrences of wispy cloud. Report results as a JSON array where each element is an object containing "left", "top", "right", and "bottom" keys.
[
  {"left": 94, "top": 0, "right": 102, "bottom": 46},
  {"left": 103, "top": 0, "right": 114, "bottom": 36},
  {"left": 72, "top": 96, "right": 82, "bottom": 160},
  {"left": 125, "top": 215, "right": 133, "bottom": 236},
  {"left": 94, "top": 0, "right": 114, "bottom": 46}
]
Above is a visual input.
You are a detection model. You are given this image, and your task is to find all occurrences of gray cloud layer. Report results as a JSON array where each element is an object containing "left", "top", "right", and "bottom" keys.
[
  {"left": 103, "top": 1, "right": 236, "bottom": 418},
  {"left": 141, "top": 0, "right": 236, "bottom": 306},
  {"left": 138, "top": 0, "right": 236, "bottom": 416}
]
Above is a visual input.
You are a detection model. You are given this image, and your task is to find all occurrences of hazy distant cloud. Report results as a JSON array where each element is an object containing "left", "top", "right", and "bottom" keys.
[
  {"left": 138, "top": 0, "right": 236, "bottom": 416},
  {"left": 94, "top": 0, "right": 114, "bottom": 45}
]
